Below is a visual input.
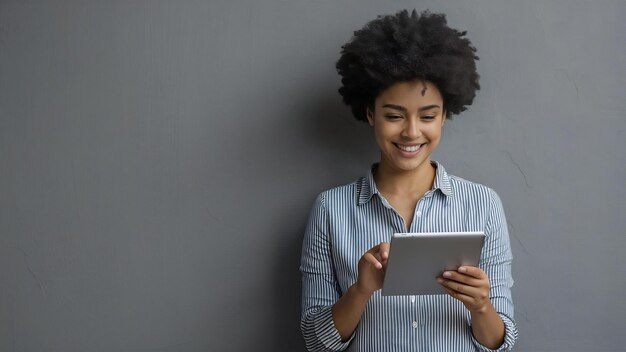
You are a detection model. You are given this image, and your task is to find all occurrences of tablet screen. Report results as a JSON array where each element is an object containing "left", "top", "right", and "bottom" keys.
[{"left": 381, "top": 231, "right": 485, "bottom": 296}]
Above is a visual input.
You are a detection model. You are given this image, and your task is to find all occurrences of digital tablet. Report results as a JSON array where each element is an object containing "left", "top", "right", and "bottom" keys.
[{"left": 381, "top": 231, "right": 485, "bottom": 296}]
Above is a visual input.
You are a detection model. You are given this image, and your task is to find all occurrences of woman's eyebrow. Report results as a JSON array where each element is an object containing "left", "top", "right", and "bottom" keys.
[
  {"left": 382, "top": 104, "right": 407, "bottom": 112},
  {"left": 382, "top": 103, "right": 441, "bottom": 112},
  {"left": 418, "top": 104, "right": 441, "bottom": 112}
]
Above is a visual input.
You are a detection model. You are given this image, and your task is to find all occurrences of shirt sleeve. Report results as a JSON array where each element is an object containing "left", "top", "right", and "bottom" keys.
[
  {"left": 470, "top": 189, "right": 519, "bottom": 351},
  {"left": 300, "top": 193, "right": 355, "bottom": 352}
]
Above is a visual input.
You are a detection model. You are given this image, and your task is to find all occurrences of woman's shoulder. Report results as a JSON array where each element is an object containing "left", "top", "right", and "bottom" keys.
[
  {"left": 313, "top": 176, "right": 364, "bottom": 208},
  {"left": 445, "top": 172, "right": 501, "bottom": 204},
  {"left": 447, "top": 173, "right": 491, "bottom": 190},
  {"left": 317, "top": 179, "right": 360, "bottom": 198}
]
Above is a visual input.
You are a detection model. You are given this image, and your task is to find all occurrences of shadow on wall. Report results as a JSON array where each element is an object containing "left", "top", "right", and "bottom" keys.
[
  {"left": 265, "top": 89, "right": 375, "bottom": 350},
  {"left": 271, "top": 221, "right": 307, "bottom": 350},
  {"left": 300, "top": 88, "right": 377, "bottom": 171}
]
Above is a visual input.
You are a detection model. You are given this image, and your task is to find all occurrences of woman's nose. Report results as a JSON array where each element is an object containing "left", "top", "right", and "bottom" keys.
[{"left": 402, "top": 118, "right": 421, "bottom": 139}]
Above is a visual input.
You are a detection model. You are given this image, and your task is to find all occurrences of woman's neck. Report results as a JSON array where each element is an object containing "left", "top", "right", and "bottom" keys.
[{"left": 374, "top": 158, "right": 437, "bottom": 197}]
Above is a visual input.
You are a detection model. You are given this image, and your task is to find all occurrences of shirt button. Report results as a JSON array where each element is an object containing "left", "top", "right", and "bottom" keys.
[
  {"left": 416, "top": 211, "right": 422, "bottom": 217},
  {"left": 412, "top": 321, "right": 418, "bottom": 328},
  {"left": 411, "top": 296, "right": 416, "bottom": 303}
]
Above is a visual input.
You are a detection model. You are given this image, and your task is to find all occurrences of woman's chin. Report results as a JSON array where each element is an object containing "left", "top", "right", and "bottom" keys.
[{"left": 385, "top": 157, "right": 430, "bottom": 172}]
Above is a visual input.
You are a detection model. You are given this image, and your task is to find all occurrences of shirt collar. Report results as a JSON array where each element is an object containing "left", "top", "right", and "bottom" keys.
[{"left": 357, "top": 160, "right": 453, "bottom": 205}]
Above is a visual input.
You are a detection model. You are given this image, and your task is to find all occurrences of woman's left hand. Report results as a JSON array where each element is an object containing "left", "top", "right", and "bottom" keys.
[{"left": 437, "top": 266, "right": 492, "bottom": 314}]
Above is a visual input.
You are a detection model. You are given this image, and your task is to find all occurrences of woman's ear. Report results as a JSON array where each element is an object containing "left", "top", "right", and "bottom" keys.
[
  {"left": 442, "top": 109, "right": 447, "bottom": 126},
  {"left": 366, "top": 107, "right": 375, "bottom": 126}
]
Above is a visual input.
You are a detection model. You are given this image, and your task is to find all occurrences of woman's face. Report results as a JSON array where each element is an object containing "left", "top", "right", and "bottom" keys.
[{"left": 366, "top": 80, "right": 446, "bottom": 173}]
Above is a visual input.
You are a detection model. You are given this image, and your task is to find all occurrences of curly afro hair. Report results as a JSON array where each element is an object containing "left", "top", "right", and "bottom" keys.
[{"left": 336, "top": 9, "right": 480, "bottom": 121}]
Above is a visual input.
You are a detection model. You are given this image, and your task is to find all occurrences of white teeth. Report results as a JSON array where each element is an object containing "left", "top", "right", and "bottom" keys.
[{"left": 398, "top": 144, "right": 422, "bottom": 152}]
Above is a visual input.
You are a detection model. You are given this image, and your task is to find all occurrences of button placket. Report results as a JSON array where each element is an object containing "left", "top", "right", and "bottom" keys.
[{"left": 411, "top": 199, "right": 425, "bottom": 232}]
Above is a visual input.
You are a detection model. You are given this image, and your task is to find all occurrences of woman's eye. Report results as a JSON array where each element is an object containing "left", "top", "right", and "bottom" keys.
[
  {"left": 385, "top": 115, "right": 402, "bottom": 120},
  {"left": 422, "top": 115, "right": 436, "bottom": 120}
]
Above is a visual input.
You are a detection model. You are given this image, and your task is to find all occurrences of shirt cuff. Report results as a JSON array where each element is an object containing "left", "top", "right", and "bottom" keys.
[
  {"left": 470, "top": 313, "right": 518, "bottom": 352},
  {"left": 307, "top": 305, "right": 355, "bottom": 351}
]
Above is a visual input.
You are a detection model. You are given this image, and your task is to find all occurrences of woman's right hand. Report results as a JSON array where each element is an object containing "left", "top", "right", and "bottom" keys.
[{"left": 355, "top": 242, "right": 390, "bottom": 295}]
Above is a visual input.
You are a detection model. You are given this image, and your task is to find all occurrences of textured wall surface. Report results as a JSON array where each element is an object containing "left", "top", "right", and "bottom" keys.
[{"left": 1, "top": 1, "right": 624, "bottom": 351}]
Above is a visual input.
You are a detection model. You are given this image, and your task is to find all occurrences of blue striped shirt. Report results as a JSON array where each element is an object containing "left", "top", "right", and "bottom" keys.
[{"left": 300, "top": 161, "right": 518, "bottom": 351}]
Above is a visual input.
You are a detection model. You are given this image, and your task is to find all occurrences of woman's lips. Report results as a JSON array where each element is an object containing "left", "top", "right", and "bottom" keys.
[{"left": 394, "top": 142, "right": 425, "bottom": 156}]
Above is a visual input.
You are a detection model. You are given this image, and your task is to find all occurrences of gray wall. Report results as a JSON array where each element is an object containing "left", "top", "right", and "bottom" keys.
[{"left": 1, "top": 1, "right": 624, "bottom": 351}]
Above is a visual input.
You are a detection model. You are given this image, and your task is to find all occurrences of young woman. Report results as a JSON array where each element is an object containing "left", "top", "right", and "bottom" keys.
[{"left": 300, "top": 10, "right": 518, "bottom": 352}]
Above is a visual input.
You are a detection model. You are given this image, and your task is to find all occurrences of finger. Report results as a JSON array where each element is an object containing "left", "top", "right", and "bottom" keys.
[
  {"left": 439, "top": 281, "right": 477, "bottom": 303},
  {"left": 363, "top": 253, "right": 383, "bottom": 269},
  {"left": 442, "top": 285, "right": 475, "bottom": 303},
  {"left": 366, "top": 243, "right": 381, "bottom": 254},
  {"left": 457, "top": 266, "right": 487, "bottom": 279},
  {"left": 379, "top": 242, "right": 390, "bottom": 260},
  {"left": 437, "top": 278, "right": 483, "bottom": 298},
  {"left": 441, "top": 271, "right": 483, "bottom": 287}
]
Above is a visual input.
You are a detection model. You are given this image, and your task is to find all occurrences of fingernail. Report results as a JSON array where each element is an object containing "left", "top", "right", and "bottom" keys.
[
  {"left": 458, "top": 267, "right": 467, "bottom": 273},
  {"left": 443, "top": 271, "right": 451, "bottom": 278},
  {"left": 376, "top": 263, "right": 382, "bottom": 269}
]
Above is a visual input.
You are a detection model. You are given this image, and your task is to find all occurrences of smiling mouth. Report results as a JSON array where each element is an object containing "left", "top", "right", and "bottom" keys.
[{"left": 394, "top": 143, "right": 425, "bottom": 152}]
